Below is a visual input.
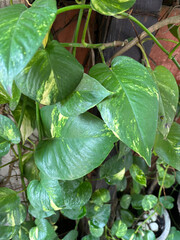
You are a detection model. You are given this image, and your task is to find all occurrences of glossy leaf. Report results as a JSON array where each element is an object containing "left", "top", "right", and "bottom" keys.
[
  {"left": 88, "top": 221, "right": 104, "bottom": 237},
  {"left": 0, "top": 188, "right": 20, "bottom": 213},
  {"left": 166, "top": 227, "right": 180, "bottom": 240},
  {"left": 0, "top": 114, "right": 21, "bottom": 144},
  {"left": 89, "top": 57, "right": 158, "bottom": 165},
  {"left": 120, "top": 209, "right": 134, "bottom": 227},
  {"left": 91, "top": 0, "right": 135, "bottom": 16},
  {"left": 143, "top": 231, "right": 156, "bottom": 240},
  {"left": 0, "top": 0, "right": 57, "bottom": 96},
  {"left": 129, "top": 164, "right": 147, "bottom": 186},
  {"left": 63, "top": 230, "right": 78, "bottom": 240},
  {"left": 120, "top": 194, "right": 132, "bottom": 209},
  {"left": 0, "top": 137, "right": 10, "bottom": 158},
  {"left": 61, "top": 206, "right": 86, "bottom": 220},
  {"left": 23, "top": 156, "right": 39, "bottom": 182},
  {"left": 15, "top": 41, "right": 84, "bottom": 105},
  {"left": 29, "top": 219, "right": 58, "bottom": 240},
  {"left": 160, "top": 196, "right": 174, "bottom": 209},
  {"left": 91, "top": 189, "right": 110, "bottom": 206},
  {"left": 0, "top": 225, "right": 17, "bottom": 240},
  {"left": 122, "top": 229, "right": 136, "bottom": 240},
  {"left": 154, "top": 122, "right": 180, "bottom": 170},
  {"left": 61, "top": 179, "right": 92, "bottom": 209},
  {"left": 142, "top": 195, "right": 158, "bottom": 211},
  {"left": 153, "top": 66, "right": 179, "bottom": 137},
  {"left": 57, "top": 73, "right": 111, "bottom": 117},
  {"left": 111, "top": 220, "right": 127, "bottom": 238},
  {"left": 28, "top": 205, "right": 54, "bottom": 219},
  {"left": 0, "top": 204, "right": 26, "bottom": 226},
  {"left": 89, "top": 204, "right": 111, "bottom": 228},
  {"left": 36, "top": 105, "right": 117, "bottom": 180}
]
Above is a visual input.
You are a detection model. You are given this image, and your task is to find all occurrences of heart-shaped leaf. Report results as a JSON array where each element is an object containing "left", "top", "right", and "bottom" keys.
[
  {"left": 29, "top": 219, "right": 58, "bottom": 240},
  {"left": 91, "top": 0, "right": 136, "bottom": 16},
  {"left": 0, "top": 188, "right": 20, "bottom": 213},
  {"left": 89, "top": 56, "right": 159, "bottom": 165},
  {"left": 57, "top": 73, "right": 111, "bottom": 117},
  {"left": 129, "top": 164, "right": 146, "bottom": 186},
  {"left": 154, "top": 122, "right": 180, "bottom": 170},
  {"left": 15, "top": 41, "right": 84, "bottom": 105},
  {"left": 142, "top": 195, "right": 158, "bottom": 211},
  {"left": 0, "top": 0, "right": 57, "bottom": 96},
  {"left": 153, "top": 66, "right": 179, "bottom": 137},
  {"left": 35, "top": 105, "right": 117, "bottom": 180},
  {"left": 111, "top": 220, "right": 127, "bottom": 238}
]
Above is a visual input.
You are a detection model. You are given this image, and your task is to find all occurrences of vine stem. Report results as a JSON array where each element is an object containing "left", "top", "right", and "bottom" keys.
[
  {"left": 81, "top": 8, "right": 92, "bottom": 46},
  {"left": 158, "top": 164, "right": 169, "bottom": 200},
  {"left": 169, "top": 42, "right": 180, "bottom": 59},
  {"left": 36, "top": 102, "right": 42, "bottom": 142},
  {"left": 0, "top": 159, "right": 18, "bottom": 169},
  {"left": 137, "top": 43, "right": 150, "bottom": 68},
  {"left": 56, "top": 4, "right": 91, "bottom": 15}
]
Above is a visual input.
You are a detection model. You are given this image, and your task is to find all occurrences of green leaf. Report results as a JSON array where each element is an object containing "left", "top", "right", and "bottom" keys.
[
  {"left": 0, "top": 83, "right": 10, "bottom": 104},
  {"left": 133, "top": 156, "right": 149, "bottom": 174},
  {"left": 23, "top": 156, "right": 40, "bottom": 182},
  {"left": 0, "top": 114, "right": 21, "bottom": 144},
  {"left": 142, "top": 195, "right": 158, "bottom": 211},
  {"left": 154, "top": 122, "right": 180, "bottom": 170},
  {"left": 143, "top": 231, "right": 156, "bottom": 240},
  {"left": 0, "top": 204, "right": 26, "bottom": 226},
  {"left": 89, "top": 204, "right": 111, "bottom": 228},
  {"left": 89, "top": 57, "right": 158, "bottom": 165},
  {"left": 29, "top": 219, "right": 58, "bottom": 240},
  {"left": 168, "top": 24, "right": 180, "bottom": 40},
  {"left": 176, "top": 171, "right": 180, "bottom": 184},
  {"left": 120, "top": 194, "right": 132, "bottom": 209},
  {"left": 166, "top": 227, "right": 180, "bottom": 240},
  {"left": 63, "top": 230, "right": 78, "bottom": 240},
  {"left": 15, "top": 41, "right": 84, "bottom": 105},
  {"left": 153, "top": 66, "right": 179, "bottom": 137},
  {"left": 57, "top": 73, "right": 111, "bottom": 117},
  {"left": 132, "top": 180, "right": 142, "bottom": 194},
  {"left": 122, "top": 229, "right": 136, "bottom": 240},
  {"left": 91, "top": 189, "right": 110, "bottom": 206},
  {"left": 130, "top": 164, "right": 147, "bottom": 186},
  {"left": 13, "top": 101, "right": 36, "bottom": 143},
  {"left": 0, "top": 137, "right": 10, "bottom": 158},
  {"left": 0, "top": 188, "right": 20, "bottom": 213},
  {"left": 0, "top": 0, "right": 57, "bottom": 96},
  {"left": 131, "top": 194, "right": 143, "bottom": 210},
  {"left": 120, "top": 209, "right": 135, "bottom": 227},
  {"left": 0, "top": 226, "right": 17, "bottom": 240},
  {"left": 157, "top": 164, "right": 175, "bottom": 188},
  {"left": 36, "top": 105, "right": 117, "bottom": 180},
  {"left": 91, "top": 0, "right": 135, "bottom": 16},
  {"left": 111, "top": 220, "right": 127, "bottom": 238},
  {"left": 160, "top": 196, "right": 174, "bottom": 209},
  {"left": 28, "top": 205, "right": 54, "bottom": 219},
  {"left": 61, "top": 206, "right": 86, "bottom": 220},
  {"left": 82, "top": 235, "right": 99, "bottom": 240},
  {"left": 88, "top": 221, "right": 104, "bottom": 237},
  {"left": 61, "top": 179, "right": 92, "bottom": 209},
  {"left": 100, "top": 152, "right": 133, "bottom": 178}
]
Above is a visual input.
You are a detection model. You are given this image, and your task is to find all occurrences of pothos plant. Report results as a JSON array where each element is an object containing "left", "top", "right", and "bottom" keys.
[{"left": 0, "top": 0, "right": 179, "bottom": 239}]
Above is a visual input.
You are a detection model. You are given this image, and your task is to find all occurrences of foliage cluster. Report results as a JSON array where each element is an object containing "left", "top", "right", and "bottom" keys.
[{"left": 0, "top": 0, "right": 180, "bottom": 239}]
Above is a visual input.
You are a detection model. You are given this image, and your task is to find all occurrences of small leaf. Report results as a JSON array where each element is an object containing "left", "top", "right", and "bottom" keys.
[
  {"left": 16, "top": 41, "right": 84, "bottom": 105},
  {"left": 160, "top": 196, "right": 174, "bottom": 209},
  {"left": 88, "top": 221, "right": 104, "bottom": 237},
  {"left": 61, "top": 206, "right": 86, "bottom": 220},
  {"left": 131, "top": 194, "right": 143, "bottom": 210},
  {"left": 166, "top": 227, "right": 180, "bottom": 240},
  {"left": 29, "top": 219, "right": 58, "bottom": 240},
  {"left": 0, "top": 137, "right": 10, "bottom": 158},
  {"left": 120, "top": 194, "right": 132, "bottom": 209},
  {"left": 89, "top": 57, "right": 158, "bottom": 165},
  {"left": 0, "top": 0, "right": 57, "bottom": 96},
  {"left": 91, "top": 189, "right": 110, "bottom": 206},
  {"left": 120, "top": 209, "right": 135, "bottom": 227},
  {"left": 111, "top": 220, "right": 127, "bottom": 238},
  {"left": 0, "top": 188, "right": 20, "bottom": 213},
  {"left": 89, "top": 204, "right": 111, "bottom": 228},
  {"left": 0, "top": 115, "right": 21, "bottom": 144},
  {"left": 91, "top": 0, "right": 135, "bottom": 16},
  {"left": 130, "top": 164, "right": 147, "bottom": 186},
  {"left": 157, "top": 164, "right": 175, "bottom": 188},
  {"left": 153, "top": 66, "right": 179, "bottom": 137},
  {"left": 143, "top": 231, "right": 156, "bottom": 240},
  {"left": 122, "top": 229, "right": 136, "bottom": 240},
  {"left": 154, "top": 122, "right": 180, "bottom": 170},
  {"left": 62, "top": 230, "right": 78, "bottom": 240},
  {"left": 142, "top": 195, "right": 158, "bottom": 211},
  {"left": 57, "top": 73, "right": 111, "bottom": 117},
  {"left": 168, "top": 24, "right": 180, "bottom": 40},
  {"left": 82, "top": 235, "right": 99, "bottom": 240}
]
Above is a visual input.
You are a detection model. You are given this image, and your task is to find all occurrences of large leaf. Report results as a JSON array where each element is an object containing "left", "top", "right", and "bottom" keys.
[
  {"left": 91, "top": 0, "right": 135, "bottom": 16},
  {"left": 0, "top": 0, "right": 57, "bottom": 96},
  {"left": 15, "top": 40, "right": 84, "bottom": 105},
  {"left": 35, "top": 105, "right": 117, "bottom": 180},
  {"left": 29, "top": 219, "right": 58, "bottom": 240},
  {"left": 57, "top": 73, "right": 111, "bottom": 117},
  {"left": 154, "top": 122, "right": 180, "bottom": 170},
  {"left": 0, "top": 188, "right": 20, "bottom": 213},
  {"left": 0, "top": 226, "right": 17, "bottom": 240},
  {"left": 89, "top": 56, "right": 159, "bottom": 165},
  {"left": 153, "top": 66, "right": 179, "bottom": 137}
]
